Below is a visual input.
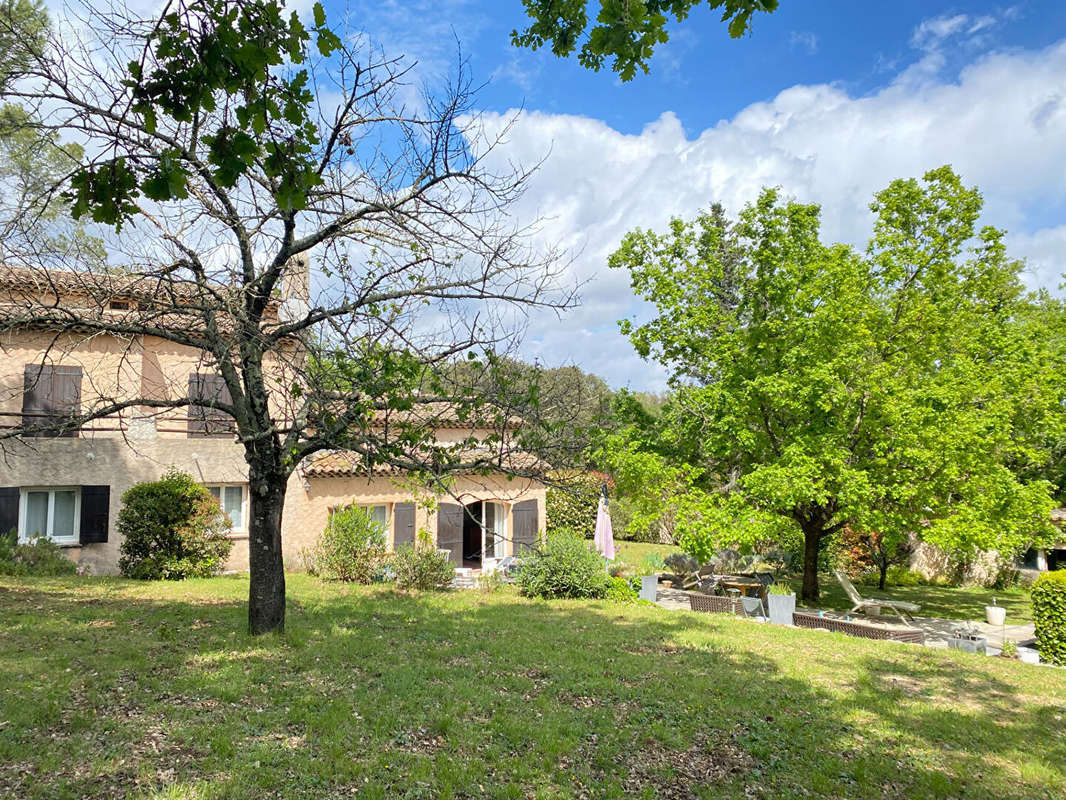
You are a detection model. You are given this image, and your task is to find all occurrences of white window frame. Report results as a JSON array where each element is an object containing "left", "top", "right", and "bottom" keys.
[
  {"left": 356, "top": 503, "right": 392, "bottom": 537},
  {"left": 329, "top": 503, "right": 393, "bottom": 538},
  {"left": 206, "top": 484, "right": 249, "bottom": 534},
  {"left": 482, "top": 501, "right": 509, "bottom": 561},
  {"left": 19, "top": 487, "right": 81, "bottom": 545}
]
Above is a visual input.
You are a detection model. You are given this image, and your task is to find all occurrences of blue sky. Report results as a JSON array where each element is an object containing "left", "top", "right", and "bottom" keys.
[{"left": 320, "top": 2, "right": 1066, "bottom": 389}]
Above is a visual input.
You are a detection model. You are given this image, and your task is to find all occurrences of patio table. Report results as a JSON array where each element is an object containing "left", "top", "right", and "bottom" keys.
[{"left": 718, "top": 576, "right": 767, "bottom": 601}]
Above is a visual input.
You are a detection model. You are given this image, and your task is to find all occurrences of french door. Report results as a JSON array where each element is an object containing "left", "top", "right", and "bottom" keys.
[{"left": 482, "top": 501, "right": 507, "bottom": 560}]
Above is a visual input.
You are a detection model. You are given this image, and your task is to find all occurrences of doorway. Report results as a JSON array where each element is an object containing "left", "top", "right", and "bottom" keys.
[{"left": 459, "top": 500, "right": 508, "bottom": 568}]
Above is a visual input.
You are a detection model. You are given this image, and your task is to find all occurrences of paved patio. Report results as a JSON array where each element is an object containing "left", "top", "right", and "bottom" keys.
[{"left": 655, "top": 586, "right": 1039, "bottom": 659}]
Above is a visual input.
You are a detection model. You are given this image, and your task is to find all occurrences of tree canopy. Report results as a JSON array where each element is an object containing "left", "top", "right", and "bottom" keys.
[
  {"left": 512, "top": 0, "right": 780, "bottom": 81},
  {"left": 3, "top": 0, "right": 572, "bottom": 633},
  {"left": 607, "top": 167, "right": 1063, "bottom": 601}
]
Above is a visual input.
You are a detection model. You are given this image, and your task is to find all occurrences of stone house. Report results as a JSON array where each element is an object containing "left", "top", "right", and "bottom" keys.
[{"left": 0, "top": 267, "right": 545, "bottom": 574}]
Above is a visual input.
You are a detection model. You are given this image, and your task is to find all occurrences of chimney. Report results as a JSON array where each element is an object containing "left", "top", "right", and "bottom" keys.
[
  {"left": 278, "top": 255, "right": 310, "bottom": 322},
  {"left": 281, "top": 255, "right": 309, "bottom": 302}
]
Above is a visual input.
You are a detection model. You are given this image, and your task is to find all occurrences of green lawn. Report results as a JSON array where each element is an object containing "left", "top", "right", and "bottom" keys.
[
  {"left": 793, "top": 574, "right": 1035, "bottom": 624},
  {"left": 613, "top": 540, "right": 680, "bottom": 567},
  {"left": 2, "top": 576, "right": 1064, "bottom": 799}
]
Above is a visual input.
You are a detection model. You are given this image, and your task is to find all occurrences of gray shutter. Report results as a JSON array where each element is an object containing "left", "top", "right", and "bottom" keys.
[
  {"left": 22, "top": 365, "right": 52, "bottom": 437},
  {"left": 53, "top": 366, "right": 82, "bottom": 438},
  {"left": 188, "top": 373, "right": 208, "bottom": 436},
  {"left": 22, "top": 365, "right": 81, "bottom": 438},
  {"left": 512, "top": 499, "right": 539, "bottom": 554},
  {"left": 189, "top": 373, "right": 234, "bottom": 437},
  {"left": 436, "top": 503, "right": 464, "bottom": 565},
  {"left": 79, "top": 485, "right": 110, "bottom": 544},
  {"left": 393, "top": 502, "right": 416, "bottom": 548},
  {"left": 0, "top": 487, "right": 19, "bottom": 537}
]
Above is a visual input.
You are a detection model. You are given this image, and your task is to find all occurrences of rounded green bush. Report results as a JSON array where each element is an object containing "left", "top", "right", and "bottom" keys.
[
  {"left": 516, "top": 528, "right": 608, "bottom": 599},
  {"left": 1032, "top": 569, "right": 1066, "bottom": 666},
  {"left": 117, "top": 469, "right": 233, "bottom": 580},
  {"left": 391, "top": 544, "right": 454, "bottom": 591}
]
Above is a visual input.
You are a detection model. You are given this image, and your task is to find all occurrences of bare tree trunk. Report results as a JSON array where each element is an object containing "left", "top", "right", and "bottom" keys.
[
  {"left": 247, "top": 467, "right": 288, "bottom": 635},
  {"left": 800, "top": 524, "right": 822, "bottom": 604},
  {"left": 878, "top": 556, "right": 889, "bottom": 591}
]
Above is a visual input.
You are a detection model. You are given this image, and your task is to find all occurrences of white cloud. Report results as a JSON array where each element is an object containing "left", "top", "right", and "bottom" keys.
[
  {"left": 911, "top": 14, "right": 972, "bottom": 50},
  {"left": 463, "top": 39, "right": 1066, "bottom": 389},
  {"left": 788, "top": 31, "right": 819, "bottom": 56}
]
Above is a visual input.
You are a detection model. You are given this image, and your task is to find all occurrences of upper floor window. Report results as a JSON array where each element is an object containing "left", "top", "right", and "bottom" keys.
[
  {"left": 22, "top": 364, "right": 82, "bottom": 438},
  {"left": 188, "top": 373, "right": 235, "bottom": 438}
]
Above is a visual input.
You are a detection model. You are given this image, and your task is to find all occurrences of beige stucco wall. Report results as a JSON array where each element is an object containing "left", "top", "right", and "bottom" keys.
[
  {"left": 0, "top": 330, "right": 295, "bottom": 437},
  {"left": 0, "top": 430, "right": 545, "bottom": 575},
  {"left": 282, "top": 471, "right": 546, "bottom": 569},
  {"left": 0, "top": 432, "right": 249, "bottom": 574},
  {"left": 0, "top": 324, "right": 544, "bottom": 574}
]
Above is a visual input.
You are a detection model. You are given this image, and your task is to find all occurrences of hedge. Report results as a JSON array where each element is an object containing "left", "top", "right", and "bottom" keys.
[{"left": 1032, "top": 569, "right": 1066, "bottom": 666}]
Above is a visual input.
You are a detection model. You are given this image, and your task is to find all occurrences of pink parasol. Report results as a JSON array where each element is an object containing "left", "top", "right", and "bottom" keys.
[{"left": 593, "top": 489, "right": 615, "bottom": 561}]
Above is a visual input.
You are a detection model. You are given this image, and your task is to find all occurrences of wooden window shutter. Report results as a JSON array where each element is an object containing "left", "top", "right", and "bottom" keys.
[
  {"left": 436, "top": 503, "right": 464, "bottom": 565},
  {"left": 512, "top": 499, "right": 540, "bottom": 554},
  {"left": 189, "top": 373, "right": 234, "bottom": 438},
  {"left": 79, "top": 485, "right": 110, "bottom": 544},
  {"left": 22, "top": 365, "right": 82, "bottom": 438},
  {"left": 0, "top": 487, "right": 19, "bottom": 537},
  {"left": 53, "top": 366, "right": 82, "bottom": 438},
  {"left": 393, "top": 502, "right": 416, "bottom": 548}
]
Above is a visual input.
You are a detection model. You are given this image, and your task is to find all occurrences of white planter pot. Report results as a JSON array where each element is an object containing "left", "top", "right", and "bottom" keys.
[
  {"left": 1018, "top": 647, "right": 1040, "bottom": 664},
  {"left": 985, "top": 606, "right": 1006, "bottom": 626},
  {"left": 639, "top": 575, "right": 658, "bottom": 602},
  {"left": 767, "top": 593, "right": 796, "bottom": 626}
]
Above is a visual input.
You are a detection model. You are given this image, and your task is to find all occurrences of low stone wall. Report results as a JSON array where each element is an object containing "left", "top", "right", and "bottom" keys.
[{"left": 909, "top": 538, "right": 1013, "bottom": 588}]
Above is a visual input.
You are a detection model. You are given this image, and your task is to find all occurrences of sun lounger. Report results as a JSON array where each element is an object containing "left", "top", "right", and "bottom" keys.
[{"left": 833, "top": 570, "right": 921, "bottom": 626}]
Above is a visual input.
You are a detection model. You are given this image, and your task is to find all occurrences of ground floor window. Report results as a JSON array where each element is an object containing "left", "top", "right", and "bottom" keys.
[
  {"left": 207, "top": 485, "right": 247, "bottom": 533},
  {"left": 327, "top": 503, "right": 392, "bottom": 538},
  {"left": 19, "top": 487, "right": 80, "bottom": 544},
  {"left": 357, "top": 504, "right": 390, "bottom": 535}
]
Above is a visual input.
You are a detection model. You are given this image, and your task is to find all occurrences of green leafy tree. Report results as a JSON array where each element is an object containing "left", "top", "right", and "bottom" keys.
[
  {"left": 513, "top": 0, "right": 780, "bottom": 80},
  {"left": 0, "top": 0, "right": 47, "bottom": 90},
  {"left": 609, "top": 167, "right": 1061, "bottom": 602},
  {"left": 2, "top": 0, "right": 570, "bottom": 633}
]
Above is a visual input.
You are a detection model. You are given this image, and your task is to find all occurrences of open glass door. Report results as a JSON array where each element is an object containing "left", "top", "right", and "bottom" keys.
[{"left": 482, "top": 502, "right": 507, "bottom": 561}]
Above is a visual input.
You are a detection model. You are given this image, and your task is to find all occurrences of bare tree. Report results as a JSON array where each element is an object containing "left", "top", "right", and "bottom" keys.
[{"left": 0, "top": 0, "right": 573, "bottom": 633}]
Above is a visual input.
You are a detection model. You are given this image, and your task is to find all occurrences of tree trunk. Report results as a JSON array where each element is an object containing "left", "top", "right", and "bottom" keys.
[
  {"left": 800, "top": 522, "right": 822, "bottom": 605},
  {"left": 878, "top": 556, "right": 888, "bottom": 591},
  {"left": 247, "top": 468, "right": 288, "bottom": 635}
]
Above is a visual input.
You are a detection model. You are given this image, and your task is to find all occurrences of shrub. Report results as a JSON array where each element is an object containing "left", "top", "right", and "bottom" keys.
[
  {"left": 857, "top": 566, "right": 924, "bottom": 588},
  {"left": 391, "top": 544, "right": 454, "bottom": 591},
  {"left": 306, "top": 505, "right": 386, "bottom": 583},
  {"left": 118, "top": 470, "right": 232, "bottom": 580},
  {"left": 517, "top": 529, "right": 608, "bottom": 599},
  {"left": 664, "top": 552, "right": 698, "bottom": 578},
  {"left": 0, "top": 528, "right": 78, "bottom": 576},
  {"left": 605, "top": 574, "right": 638, "bottom": 603},
  {"left": 1032, "top": 570, "right": 1066, "bottom": 666},
  {"left": 545, "top": 472, "right": 604, "bottom": 537}
]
